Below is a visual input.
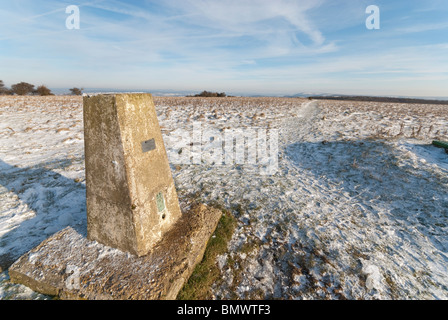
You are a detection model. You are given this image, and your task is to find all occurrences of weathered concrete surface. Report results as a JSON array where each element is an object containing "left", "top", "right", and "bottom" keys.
[
  {"left": 9, "top": 204, "right": 222, "bottom": 300},
  {"left": 83, "top": 93, "right": 182, "bottom": 257}
]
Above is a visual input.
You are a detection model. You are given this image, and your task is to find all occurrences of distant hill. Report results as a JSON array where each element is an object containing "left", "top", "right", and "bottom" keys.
[{"left": 307, "top": 95, "right": 448, "bottom": 105}]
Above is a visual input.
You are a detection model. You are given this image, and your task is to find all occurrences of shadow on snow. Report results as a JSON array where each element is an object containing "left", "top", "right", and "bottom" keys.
[{"left": 0, "top": 158, "right": 86, "bottom": 271}]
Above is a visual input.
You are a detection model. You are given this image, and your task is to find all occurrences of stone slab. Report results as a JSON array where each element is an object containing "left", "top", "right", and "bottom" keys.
[{"left": 9, "top": 204, "right": 222, "bottom": 300}]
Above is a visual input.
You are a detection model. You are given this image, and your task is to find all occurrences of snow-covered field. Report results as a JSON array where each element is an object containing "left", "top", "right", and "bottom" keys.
[{"left": 1, "top": 95, "right": 447, "bottom": 299}]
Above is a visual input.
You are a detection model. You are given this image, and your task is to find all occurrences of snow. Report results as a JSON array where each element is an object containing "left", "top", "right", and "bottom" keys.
[
  {"left": 361, "top": 261, "right": 384, "bottom": 292},
  {"left": 1, "top": 95, "right": 447, "bottom": 300}
]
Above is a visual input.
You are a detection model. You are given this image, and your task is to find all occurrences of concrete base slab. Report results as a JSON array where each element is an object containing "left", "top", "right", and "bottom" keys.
[{"left": 9, "top": 204, "right": 222, "bottom": 300}]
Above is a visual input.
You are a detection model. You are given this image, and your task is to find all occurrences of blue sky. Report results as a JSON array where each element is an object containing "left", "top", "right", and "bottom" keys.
[{"left": 1, "top": 0, "right": 447, "bottom": 97}]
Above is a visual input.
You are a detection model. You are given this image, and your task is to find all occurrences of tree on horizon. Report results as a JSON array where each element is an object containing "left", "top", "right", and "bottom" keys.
[
  {"left": 35, "top": 85, "right": 54, "bottom": 96},
  {"left": 0, "top": 80, "right": 8, "bottom": 95},
  {"left": 69, "top": 87, "right": 83, "bottom": 95},
  {"left": 193, "top": 90, "right": 227, "bottom": 97},
  {"left": 0, "top": 80, "right": 13, "bottom": 95},
  {"left": 11, "top": 82, "right": 35, "bottom": 96}
]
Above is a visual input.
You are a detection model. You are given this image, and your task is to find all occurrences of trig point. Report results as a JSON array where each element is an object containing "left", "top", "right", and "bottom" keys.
[
  {"left": 83, "top": 93, "right": 181, "bottom": 256},
  {"left": 9, "top": 93, "right": 222, "bottom": 300}
]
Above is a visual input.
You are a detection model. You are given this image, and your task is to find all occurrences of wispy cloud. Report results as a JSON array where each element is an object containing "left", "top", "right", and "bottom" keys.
[{"left": 395, "top": 22, "right": 448, "bottom": 34}]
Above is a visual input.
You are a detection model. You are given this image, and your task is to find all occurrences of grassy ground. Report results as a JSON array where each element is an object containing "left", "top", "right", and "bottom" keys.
[{"left": 177, "top": 208, "right": 237, "bottom": 300}]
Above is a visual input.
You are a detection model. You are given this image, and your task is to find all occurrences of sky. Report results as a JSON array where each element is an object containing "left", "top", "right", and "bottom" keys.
[{"left": 0, "top": 0, "right": 447, "bottom": 97}]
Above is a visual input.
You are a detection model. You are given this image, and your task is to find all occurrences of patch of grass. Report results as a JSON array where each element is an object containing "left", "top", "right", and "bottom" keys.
[
  {"left": 239, "top": 239, "right": 260, "bottom": 255},
  {"left": 177, "top": 208, "right": 237, "bottom": 300}
]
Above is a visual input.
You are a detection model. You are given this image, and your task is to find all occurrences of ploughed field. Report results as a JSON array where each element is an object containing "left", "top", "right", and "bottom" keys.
[{"left": 0, "top": 95, "right": 447, "bottom": 299}]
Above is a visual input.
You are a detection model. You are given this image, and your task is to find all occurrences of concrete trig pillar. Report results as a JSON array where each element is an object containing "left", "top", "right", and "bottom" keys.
[{"left": 83, "top": 93, "right": 182, "bottom": 256}]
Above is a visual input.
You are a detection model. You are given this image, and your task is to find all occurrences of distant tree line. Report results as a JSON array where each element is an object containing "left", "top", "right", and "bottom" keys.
[
  {"left": 309, "top": 95, "right": 448, "bottom": 105},
  {"left": 0, "top": 80, "right": 83, "bottom": 96},
  {"left": 188, "top": 90, "right": 227, "bottom": 97}
]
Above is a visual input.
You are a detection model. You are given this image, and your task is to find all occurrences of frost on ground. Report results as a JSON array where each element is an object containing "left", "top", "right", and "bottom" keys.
[{"left": 0, "top": 96, "right": 447, "bottom": 299}]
